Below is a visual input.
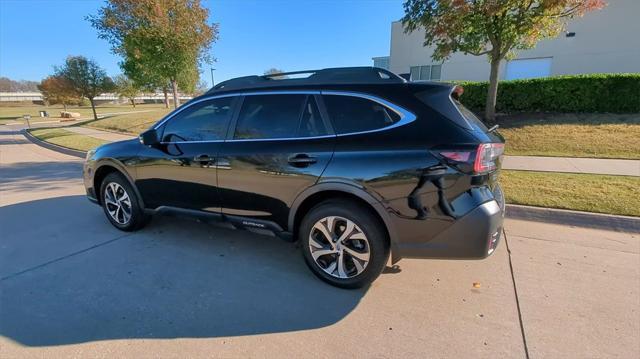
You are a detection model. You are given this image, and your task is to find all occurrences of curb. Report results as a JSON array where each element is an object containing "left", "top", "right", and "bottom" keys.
[
  {"left": 21, "top": 129, "right": 87, "bottom": 158},
  {"left": 506, "top": 204, "right": 640, "bottom": 234}
]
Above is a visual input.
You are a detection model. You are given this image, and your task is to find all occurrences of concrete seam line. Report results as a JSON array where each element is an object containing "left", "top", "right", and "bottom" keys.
[
  {"left": 21, "top": 129, "right": 87, "bottom": 158},
  {"left": 504, "top": 228, "right": 530, "bottom": 359},
  {"left": 0, "top": 234, "right": 132, "bottom": 281}
]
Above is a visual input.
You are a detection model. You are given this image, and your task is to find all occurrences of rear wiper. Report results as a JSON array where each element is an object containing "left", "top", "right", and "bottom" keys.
[{"left": 487, "top": 124, "right": 499, "bottom": 133}]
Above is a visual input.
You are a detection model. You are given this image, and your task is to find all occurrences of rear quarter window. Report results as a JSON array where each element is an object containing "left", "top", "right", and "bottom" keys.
[
  {"left": 323, "top": 95, "right": 400, "bottom": 134},
  {"left": 452, "top": 99, "right": 489, "bottom": 132}
]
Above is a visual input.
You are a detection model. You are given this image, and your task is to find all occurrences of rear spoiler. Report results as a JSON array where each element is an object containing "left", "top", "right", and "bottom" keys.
[{"left": 411, "top": 83, "right": 476, "bottom": 131}]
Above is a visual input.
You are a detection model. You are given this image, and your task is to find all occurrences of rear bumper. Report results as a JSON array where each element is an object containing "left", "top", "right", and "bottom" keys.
[{"left": 395, "top": 200, "right": 503, "bottom": 259}]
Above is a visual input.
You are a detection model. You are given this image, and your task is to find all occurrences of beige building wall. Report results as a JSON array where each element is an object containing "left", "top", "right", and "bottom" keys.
[{"left": 389, "top": 0, "right": 640, "bottom": 81}]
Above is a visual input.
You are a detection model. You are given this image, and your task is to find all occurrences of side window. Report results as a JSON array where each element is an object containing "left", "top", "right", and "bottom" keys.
[
  {"left": 234, "top": 94, "right": 306, "bottom": 139},
  {"left": 323, "top": 95, "right": 400, "bottom": 134},
  {"left": 162, "top": 97, "right": 234, "bottom": 142}
]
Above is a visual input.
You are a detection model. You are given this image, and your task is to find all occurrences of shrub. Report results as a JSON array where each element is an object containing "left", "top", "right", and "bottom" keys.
[{"left": 457, "top": 73, "right": 640, "bottom": 113}]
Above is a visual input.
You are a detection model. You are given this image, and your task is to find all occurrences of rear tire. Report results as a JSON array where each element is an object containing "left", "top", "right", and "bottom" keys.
[
  {"left": 100, "top": 172, "right": 149, "bottom": 231},
  {"left": 299, "top": 199, "right": 389, "bottom": 289}
]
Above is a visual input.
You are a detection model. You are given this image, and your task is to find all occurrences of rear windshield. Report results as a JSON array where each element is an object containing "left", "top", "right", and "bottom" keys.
[{"left": 452, "top": 99, "right": 489, "bottom": 132}]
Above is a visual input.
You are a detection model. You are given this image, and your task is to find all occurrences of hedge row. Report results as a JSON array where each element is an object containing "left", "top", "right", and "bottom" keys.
[{"left": 457, "top": 73, "right": 640, "bottom": 113}]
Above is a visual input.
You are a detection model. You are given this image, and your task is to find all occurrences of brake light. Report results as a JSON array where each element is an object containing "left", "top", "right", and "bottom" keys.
[
  {"left": 440, "top": 151, "right": 471, "bottom": 162},
  {"left": 474, "top": 143, "right": 504, "bottom": 173}
]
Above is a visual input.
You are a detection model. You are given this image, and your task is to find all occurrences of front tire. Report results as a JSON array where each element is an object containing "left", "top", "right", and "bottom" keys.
[
  {"left": 299, "top": 199, "right": 389, "bottom": 289},
  {"left": 100, "top": 172, "right": 148, "bottom": 231}
]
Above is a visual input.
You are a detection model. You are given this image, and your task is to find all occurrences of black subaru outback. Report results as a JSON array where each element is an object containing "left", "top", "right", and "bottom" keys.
[{"left": 83, "top": 67, "right": 505, "bottom": 288}]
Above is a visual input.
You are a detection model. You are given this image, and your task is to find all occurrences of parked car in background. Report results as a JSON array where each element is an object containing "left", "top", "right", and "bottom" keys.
[{"left": 83, "top": 67, "right": 505, "bottom": 288}]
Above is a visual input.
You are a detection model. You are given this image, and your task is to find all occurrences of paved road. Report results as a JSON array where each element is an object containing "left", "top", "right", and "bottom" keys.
[{"left": 1, "top": 126, "right": 638, "bottom": 358}]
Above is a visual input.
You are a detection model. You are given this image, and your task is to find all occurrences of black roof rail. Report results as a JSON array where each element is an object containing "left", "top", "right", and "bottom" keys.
[{"left": 207, "top": 67, "right": 405, "bottom": 93}]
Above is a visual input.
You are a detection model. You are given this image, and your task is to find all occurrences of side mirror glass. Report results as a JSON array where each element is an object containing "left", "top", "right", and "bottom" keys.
[{"left": 139, "top": 129, "right": 160, "bottom": 146}]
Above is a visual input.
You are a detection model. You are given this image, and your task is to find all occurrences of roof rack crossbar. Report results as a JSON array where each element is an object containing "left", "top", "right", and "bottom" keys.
[{"left": 262, "top": 69, "right": 319, "bottom": 78}]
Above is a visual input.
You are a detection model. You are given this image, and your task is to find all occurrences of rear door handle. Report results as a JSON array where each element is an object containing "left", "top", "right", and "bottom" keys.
[
  {"left": 288, "top": 154, "right": 317, "bottom": 167},
  {"left": 194, "top": 154, "right": 214, "bottom": 162}
]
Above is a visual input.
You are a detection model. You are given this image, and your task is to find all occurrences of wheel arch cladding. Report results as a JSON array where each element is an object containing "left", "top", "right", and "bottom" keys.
[{"left": 93, "top": 163, "right": 143, "bottom": 207}]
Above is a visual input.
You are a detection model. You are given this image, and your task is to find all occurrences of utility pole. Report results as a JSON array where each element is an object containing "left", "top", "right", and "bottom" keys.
[{"left": 210, "top": 68, "right": 216, "bottom": 86}]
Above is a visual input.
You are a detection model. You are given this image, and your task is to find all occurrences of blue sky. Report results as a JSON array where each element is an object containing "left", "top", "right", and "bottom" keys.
[{"left": 0, "top": 0, "right": 404, "bottom": 86}]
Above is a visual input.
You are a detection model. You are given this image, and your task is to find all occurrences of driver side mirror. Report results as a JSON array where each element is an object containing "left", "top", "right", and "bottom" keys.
[{"left": 139, "top": 129, "right": 160, "bottom": 146}]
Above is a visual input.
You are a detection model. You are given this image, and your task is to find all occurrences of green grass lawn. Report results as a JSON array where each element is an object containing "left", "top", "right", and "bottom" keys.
[
  {"left": 501, "top": 170, "right": 640, "bottom": 217},
  {"left": 0, "top": 103, "right": 167, "bottom": 124},
  {"left": 83, "top": 107, "right": 172, "bottom": 135},
  {"left": 497, "top": 113, "right": 640, "bottom": 159},
  {"left": 29, "top": 128, "right": 108, "bottom": 152}
]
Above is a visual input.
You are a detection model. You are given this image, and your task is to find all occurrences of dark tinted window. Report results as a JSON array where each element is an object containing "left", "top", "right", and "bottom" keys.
[
  {"left": 298, "top": 96, "right": 329, "bottom": 137},
  {"left": 453, "top": 99, "right": 488, "bottom": 131},
  {"left": 162, "top": 97, "right": 234, "bottom": 142},
  {"left": 323, "top": 95, "right": 400, "bottom": 134},
  {"left": 235, "top": 94, "right": 324, "bottom": 139}
]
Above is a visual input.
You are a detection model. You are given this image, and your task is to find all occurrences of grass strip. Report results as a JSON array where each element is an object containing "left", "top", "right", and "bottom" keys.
[
  {"left": 29, "top": 128, "right": 108, "bottom": 152},
  {"left": 501, "top": 170, "right": 640, "bottom": 217},
  {"left": 498, "top": 113, "right": 640, "bottom": 159}
]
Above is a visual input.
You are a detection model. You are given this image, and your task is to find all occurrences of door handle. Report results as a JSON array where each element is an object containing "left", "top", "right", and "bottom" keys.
[
  {"left": 288, "top": 154, "right": 317, "bottom": 167},
  {"left": 194, "top": 154, "right": 214, "bottom": 162}
]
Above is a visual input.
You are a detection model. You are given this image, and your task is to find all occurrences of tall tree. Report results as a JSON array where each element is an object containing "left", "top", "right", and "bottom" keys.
[
  {"left": 120, "top": 55, "right": 171, "bottom": 108},
  {"left": 38, "top": 75, "right": 80, "bottom": 110},
  {"left": 402, "top": 0, "right": 606, "bottom": 121},
  {"left": 114, "top": 74, "right": 141, "bottom": 107},
  {"left": 56, "top": 56, "right": 115, "bottom": 121},
  {"left": 89, "top": 0, "right": 218, "bottom": 108}
]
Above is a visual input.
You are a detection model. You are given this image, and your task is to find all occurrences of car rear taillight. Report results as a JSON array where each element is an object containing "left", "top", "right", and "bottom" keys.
[
  {"left": 436, "top": 143, "right": 504, "bottom": 174},
  {"left": 440, "top": 151, "right": 471, "bottom": 162},
  {"left": 474, "top": 143, "right": 504, "bottom": 173}
]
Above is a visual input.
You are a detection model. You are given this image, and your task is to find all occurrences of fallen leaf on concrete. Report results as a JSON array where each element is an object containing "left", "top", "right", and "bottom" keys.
[{"left": 473, "top": 282, "right": 481, "bottom": 288}]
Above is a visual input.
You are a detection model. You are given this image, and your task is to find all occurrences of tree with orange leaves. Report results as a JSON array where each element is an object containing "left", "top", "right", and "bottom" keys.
[
  {"left": 403, "top": 0, "right": 607, "bottom": 121},
  {"left": 38, "top": 75, "right": 80, "bottom": 110}
]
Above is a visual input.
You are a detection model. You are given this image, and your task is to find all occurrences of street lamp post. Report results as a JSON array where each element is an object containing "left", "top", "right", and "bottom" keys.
[{"left": 210, "top": 68, "right": 216, "bottom": 87}]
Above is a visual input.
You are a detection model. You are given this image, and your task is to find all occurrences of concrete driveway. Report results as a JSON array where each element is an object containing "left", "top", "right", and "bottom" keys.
[{"left": 0, "top": 126, "right": 638, "bottom": 358}]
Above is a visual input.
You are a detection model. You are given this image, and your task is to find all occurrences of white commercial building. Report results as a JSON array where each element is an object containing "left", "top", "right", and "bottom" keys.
[{"left": 376, "top": 0, "right": 640, "bottom": 81}]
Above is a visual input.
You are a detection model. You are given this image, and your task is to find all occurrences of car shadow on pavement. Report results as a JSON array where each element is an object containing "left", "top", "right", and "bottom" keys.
[
  {"left": 0, "top": 161, "right": 83, "bottom": 193},
  {"left": 0, "top": 195, "right": 367, "bottom": 347}
]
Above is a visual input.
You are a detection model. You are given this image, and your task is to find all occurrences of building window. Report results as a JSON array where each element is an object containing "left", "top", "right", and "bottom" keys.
[
  {"left": 505, "top": 57, "right": 552, "bottom": 80},
  {"left": 372, "top": 56, "right": 390, "bottom": 70},
  {"left": 409, "top": 65, "right": 442, "bottom": 81}
]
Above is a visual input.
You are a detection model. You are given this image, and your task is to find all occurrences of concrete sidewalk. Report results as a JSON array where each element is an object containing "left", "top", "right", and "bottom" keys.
[
  {"left": 503, "top": 155, "right": 640, "bottom": 176},
  {"left": 64, "top": 126, "right": 135, "bottom": 142}
]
